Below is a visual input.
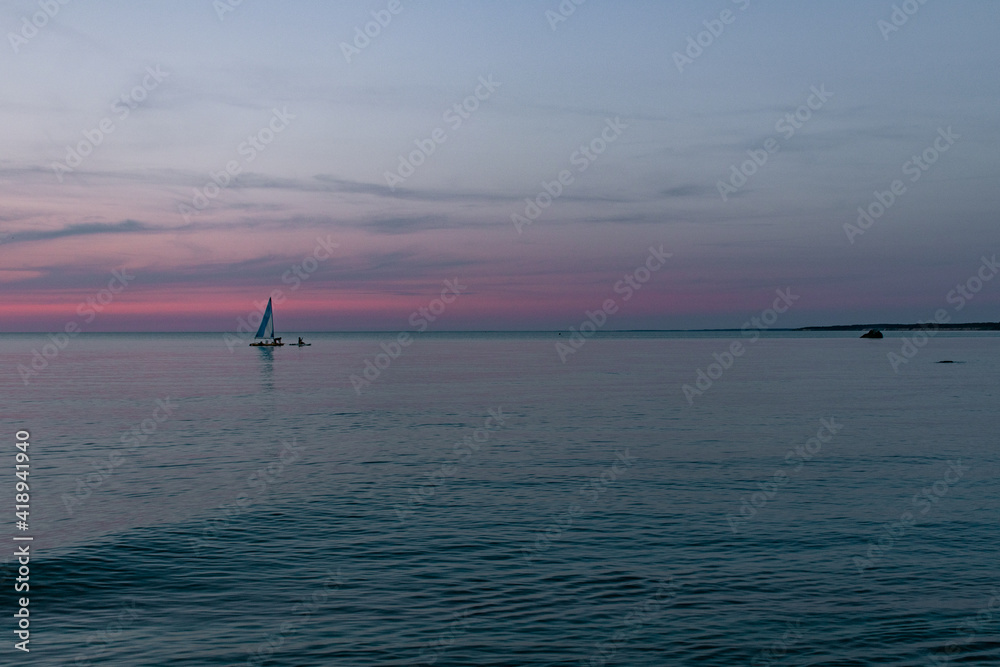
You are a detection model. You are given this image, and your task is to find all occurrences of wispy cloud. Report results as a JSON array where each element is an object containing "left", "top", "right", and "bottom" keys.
[{"left": 3, "top": 219, "right": 154, "bottom": 243}]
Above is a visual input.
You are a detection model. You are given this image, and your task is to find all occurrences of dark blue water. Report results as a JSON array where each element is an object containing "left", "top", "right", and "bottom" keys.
[{"left": 3, "top": 333, "right": 998, "bottom": 665}]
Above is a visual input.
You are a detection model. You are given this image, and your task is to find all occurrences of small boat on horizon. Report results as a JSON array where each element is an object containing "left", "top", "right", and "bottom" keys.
[
  {"left": 249, "top": 298, "right": 309, "bottom": 347},
  {"left": 250, "top": 297, "right": 288, "bottom": 346}
]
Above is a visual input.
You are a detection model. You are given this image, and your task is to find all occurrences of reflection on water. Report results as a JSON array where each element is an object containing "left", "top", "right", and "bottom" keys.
[{"left": 255, "top": 345, "right": 274, "bottom": 391}]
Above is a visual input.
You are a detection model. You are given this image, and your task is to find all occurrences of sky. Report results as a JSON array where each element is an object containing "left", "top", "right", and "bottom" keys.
[{"left": 1, "top": 0, "right": 998, "bottom": 331}]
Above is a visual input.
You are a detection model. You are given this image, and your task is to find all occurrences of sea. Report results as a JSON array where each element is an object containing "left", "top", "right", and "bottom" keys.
[{"left": 2, "top": 331, "right": 998, "bottom": 666}]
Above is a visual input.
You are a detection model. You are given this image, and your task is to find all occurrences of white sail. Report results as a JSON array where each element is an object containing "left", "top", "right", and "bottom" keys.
[{"left": 255, "top": 298, "right": 274, "bottom": 339}]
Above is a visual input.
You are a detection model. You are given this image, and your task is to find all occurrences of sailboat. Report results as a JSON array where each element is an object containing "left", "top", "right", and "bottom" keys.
[{"left": 249, "top": 298, "right": 284, "bottom": 346}]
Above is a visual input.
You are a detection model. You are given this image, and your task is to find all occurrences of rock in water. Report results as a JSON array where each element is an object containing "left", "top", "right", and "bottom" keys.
[{"left": 860, "top": 329, "right": 883, "bottom": 339}]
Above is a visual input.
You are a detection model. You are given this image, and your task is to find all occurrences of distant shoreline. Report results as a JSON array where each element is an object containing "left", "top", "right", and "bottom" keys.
[{"left": 794, "top": 322, "right": 1000, "bottom": 332}]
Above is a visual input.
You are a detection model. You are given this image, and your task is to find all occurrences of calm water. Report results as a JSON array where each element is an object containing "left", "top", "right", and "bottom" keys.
[{"left": 2, "top": 332, "right": 998, "bottom": 666}]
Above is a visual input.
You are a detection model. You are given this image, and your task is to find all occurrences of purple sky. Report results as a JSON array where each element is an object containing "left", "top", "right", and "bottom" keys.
[{"left": 2, "top": 0, "right": 998, "bottom": 331}]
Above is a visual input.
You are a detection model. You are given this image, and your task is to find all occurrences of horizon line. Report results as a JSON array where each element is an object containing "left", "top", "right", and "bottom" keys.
[{"left": 3, "top": 322, "right": 999, "bottom": 335}]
